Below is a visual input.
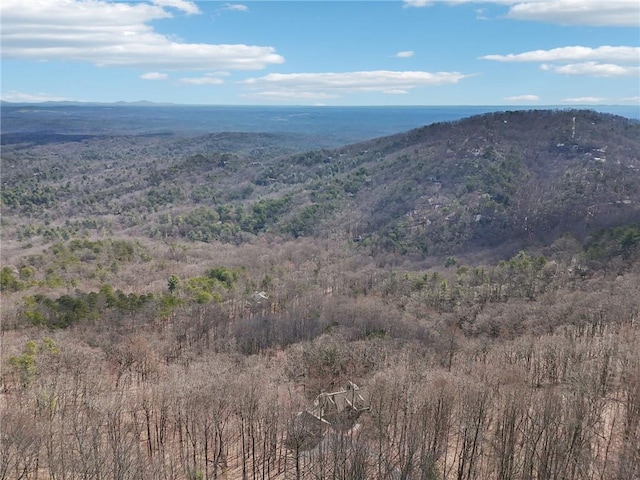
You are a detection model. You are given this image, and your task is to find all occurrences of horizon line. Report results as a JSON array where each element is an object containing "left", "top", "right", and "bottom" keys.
[{"left": 2, "top": 100, "right": 639, "bottom": 108}]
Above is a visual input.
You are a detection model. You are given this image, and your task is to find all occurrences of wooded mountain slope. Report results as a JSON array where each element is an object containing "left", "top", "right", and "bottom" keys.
[
  {"left": 2, "top": 109, "right": 638, "bottom": 257},
  {"left": 267, "top": 109, "right": 640, "bottom": 254}
]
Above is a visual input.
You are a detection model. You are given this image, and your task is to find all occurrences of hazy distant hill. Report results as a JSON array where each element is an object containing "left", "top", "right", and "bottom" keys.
[
  {"left": 1, "top": 103, "right": 489, "bottom": 141},
  {"left": 3, "top": 102, "right": 637, "bottom": 142}
]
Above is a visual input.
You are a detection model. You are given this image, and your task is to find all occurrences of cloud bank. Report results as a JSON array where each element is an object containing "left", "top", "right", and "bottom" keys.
[
  {"left": 402, "top": 0, "right": 639, "bottom": 27},
  {"left": 0, "top": 0, "right": 283, "bottom": 71},
  {"left": 221, "top": 3, "right": 249, "bottom": 12},
  {"left": 541, "top": 62, "right": 639, "bottom": 77},
  {"left": 504, "top": 94, "right": 540, "bottom": 102},
  {"left": 562, "top": 96, "right": 607, "bottom": 104},
  {"left": 482, "top": 45, "right": 640, "bottom": 78},
  {"left": 481, "top": 46, "right": 639, "bottom": 63},
  {"left": 242, "top": 70, "right": 470, "bottom": 99},
  {"left": 179, "top": 75, "right": 225, "bottom": 85},
  {"left": 141, "top": 72, "right": 168, "bottom": 80}
]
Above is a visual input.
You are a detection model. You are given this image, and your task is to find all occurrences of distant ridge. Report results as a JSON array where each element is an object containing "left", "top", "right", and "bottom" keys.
[
  {"left": 0, "top": 100, "right": 179, "bottom": 107},
  {"left": 1, "top": 100, "right": 638, "bottom": 119}
]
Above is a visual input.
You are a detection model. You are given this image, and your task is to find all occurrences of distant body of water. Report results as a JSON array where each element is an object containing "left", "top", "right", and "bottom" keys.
[{"left": 2, "top": 104, "right": 638, "bottom": 144}]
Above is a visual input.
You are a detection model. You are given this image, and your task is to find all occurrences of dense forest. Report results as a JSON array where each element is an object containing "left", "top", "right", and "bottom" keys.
[{"left": 1, "top": 109, "right": 639, "bottom": 479}]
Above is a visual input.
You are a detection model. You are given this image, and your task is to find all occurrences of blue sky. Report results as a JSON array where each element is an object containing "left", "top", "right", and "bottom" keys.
[{"left": 1, "top": 0, "right": 639, "bottom": 106}]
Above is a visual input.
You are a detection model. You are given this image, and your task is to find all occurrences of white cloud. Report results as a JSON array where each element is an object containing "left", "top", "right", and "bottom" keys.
[
  {"left": 405, "top": 0, "right": 517, "bottom": 5},
  {"left": 246, "top": 91, "right": 340, "bottom": 101},
  {"left": 622, "top": 96, "right": 640, "bottom": 103},
  {"left": 481, "top": 46, "right": 639, "bottom": 63},
  {"left": 403, "top": 0, "right": 432, "bottom": 7},
  {"left": 1, "top": 90, "right": 74, "bottom": 103},
  {"left": 222, "top": 3, "right": 249, "bottom": 12},
  {"left": 395, "top": 51, "right": 415, "bottom": 58},
  {"left": 504, "top": 94, "right": 540, "bottom": 102},
  {"left": 152, "top": 0, "right": 200, "bottom": 15},
  {"left": 141, "top": 72, "right": 168, "bottom": 80},
  {"left": 507, "top": 0, "right": 639, "bottom": 27},
  {"left": 483, "top": 45, "right": 640, "bottom": 78},
  {"left": 475, "top": 8, "right": 489, "bottom": 20},
  {"left": 562, "top": 97, "right": 607, "bottom": 104},
  {"left": 179, "top": 74, "right": 225, "bottom": 85},
  {"left": 541, "top": 62, "right": 640, "bottom": 77},
  {"left": 0, "top": 0, "right": 283, "bottom": 71},
  {"left": 402, "top": 0, "right": 639, "bottom": 26},
  {"left": 242, "top": 71, "right": 470, "bottom": 99}
]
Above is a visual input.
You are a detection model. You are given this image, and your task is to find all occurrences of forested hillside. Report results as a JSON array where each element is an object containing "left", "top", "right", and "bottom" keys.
[
  {"left": 1, "top": 109, "right": 639, "bottom": 479},
  {"left": 3, "top": 110, "right": 638, "bottom": 255}
]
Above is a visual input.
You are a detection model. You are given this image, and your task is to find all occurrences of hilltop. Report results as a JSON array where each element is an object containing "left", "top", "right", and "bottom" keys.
[{"left": 311, "top": 109, "right": 640, "bottom": 255}]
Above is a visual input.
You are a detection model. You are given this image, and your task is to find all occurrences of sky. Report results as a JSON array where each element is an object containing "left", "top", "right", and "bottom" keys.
[{"left": 1, "top": 0, "right": 639, "bottom": 106}]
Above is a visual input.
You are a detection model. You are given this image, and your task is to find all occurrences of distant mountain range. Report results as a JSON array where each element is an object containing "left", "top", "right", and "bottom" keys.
[
  {"left": 2, "top": 100, "right": 638, "bottom": 113},
  {"left": 0, "top": 100, "right": 180, "bottom": 107}
]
